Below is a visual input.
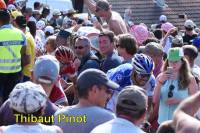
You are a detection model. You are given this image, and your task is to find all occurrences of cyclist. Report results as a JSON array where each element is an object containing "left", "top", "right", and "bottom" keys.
[{"left": 106, "top": 53, "right": 155, "bottom": 112}]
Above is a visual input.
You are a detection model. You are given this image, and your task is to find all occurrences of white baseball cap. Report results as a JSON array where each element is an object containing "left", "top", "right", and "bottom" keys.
[
  {"left": 159, "top": 15, "right": 167, "bottom": 22},
  {"left": 53, "top": 9, "right": 61, "bottom": 16},
  {"left": 44, "top": 26, "right": 54, "bottom": 34},
  {"left": 9, "top": 81, "right": 47, "bottom": 114},
  {"left": 184, "top": 19, "right": 196, "bottom": 28},
  {"left": 36, "top": 20, "right": 45, "bottom": 30}
]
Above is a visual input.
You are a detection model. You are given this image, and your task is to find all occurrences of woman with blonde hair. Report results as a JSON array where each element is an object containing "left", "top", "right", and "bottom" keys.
[{"left": 152, "top": 47, "right": 198, "bottom": 125}]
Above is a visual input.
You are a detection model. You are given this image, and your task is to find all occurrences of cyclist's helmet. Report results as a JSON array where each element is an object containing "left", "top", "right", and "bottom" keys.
[
  {"left": 132, "top": 53, "right": 154, "bottom": 74},
  {"left": 55, "top": 45, "right": 75, "bottom": 63}
]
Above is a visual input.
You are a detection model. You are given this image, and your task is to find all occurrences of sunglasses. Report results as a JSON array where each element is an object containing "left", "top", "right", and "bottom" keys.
[
  {"left": 74, "top": 46, "right": 85, "bottom": 49},
  {"left": 136, "top": 73, "right": 151, "bottom": 79},
  {"left": 185, "top": 27, "right": 193, "bottom": 31},
  {"left": 168, "top": 84, "right": 175, "bottom": 98}
]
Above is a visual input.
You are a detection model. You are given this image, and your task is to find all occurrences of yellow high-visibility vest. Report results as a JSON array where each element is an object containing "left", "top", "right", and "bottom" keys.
[{"left": 0, "top": 27, "right": 26, "bottom": 73}]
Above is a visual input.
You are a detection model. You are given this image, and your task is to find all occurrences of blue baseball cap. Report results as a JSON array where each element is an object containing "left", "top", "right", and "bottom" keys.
[{"left": 33, "top": 55, "right": 60, "bottom": 84}]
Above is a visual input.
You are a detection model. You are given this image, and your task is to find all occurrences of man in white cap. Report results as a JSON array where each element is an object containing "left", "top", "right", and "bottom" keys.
[
  {"left": 183, "top": 19, "right": 198, "bottom": 44},
  {"left": 0, "top": 81, "right": 63, "bottom": 133}
]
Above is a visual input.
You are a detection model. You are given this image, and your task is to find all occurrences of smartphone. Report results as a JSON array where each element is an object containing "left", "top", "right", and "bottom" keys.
[{"left": 166, "top": 67, "right": 173, "bottom": 74}]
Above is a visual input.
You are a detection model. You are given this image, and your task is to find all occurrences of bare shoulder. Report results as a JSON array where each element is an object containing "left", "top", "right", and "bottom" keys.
[{"left": 176, "top": 111, "right": 200, "bottom": 133}]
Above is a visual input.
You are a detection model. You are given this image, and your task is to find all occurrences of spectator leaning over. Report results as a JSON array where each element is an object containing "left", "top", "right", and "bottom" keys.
[
  {"left": 173, "top": 91, "right": 200, "bottom": 133},
  {"left": 74, "top": 36, "right": 100, "bottom": 75},
  {"left": 106, "top": 53, "right": 155, "bottom": 113},
  {"left": 116, "top": 34, "right": 137, "bottom": 64},
  {"left": 91, "top": 85, "right": 147, "bottom": 133},
  {"left": 99, "top": 30, "right": 122, "bottom": 72},
  {"left": 84, "top": 0, "right": 127, "bottom": 35},
  {"left": 0, "top": 81, "right": 62, "bottom": 133},
  {"left": 0, "top": 9, "right": 27, "bottom": 104},
  {"left": 153, "top": 47, "right": 198, "bottom": 125},
  {"left": 182, "top": 19, "right": 198, "bottom": 44},
  {"left": 14, "top": 15, "right": 35, "bottom": 82},
  {"left": 54, "top": 68, "right": 119, "bottom": 133}
]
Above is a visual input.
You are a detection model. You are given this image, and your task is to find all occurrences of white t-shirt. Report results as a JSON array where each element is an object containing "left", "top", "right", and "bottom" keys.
[
  {"left": 90, "top": 118, "right": 145, "bottom": 133},
  {"left": 1, "top": 124, "right": 57, "bottom": 133}
]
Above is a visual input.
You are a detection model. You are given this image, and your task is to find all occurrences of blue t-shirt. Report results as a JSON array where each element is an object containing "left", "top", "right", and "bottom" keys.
[
  {"left": 106, "top": 63, "right": 156, "bottom": 112},
  {"left": 101, "top": 51, "right": 122, "bottom": 73}
]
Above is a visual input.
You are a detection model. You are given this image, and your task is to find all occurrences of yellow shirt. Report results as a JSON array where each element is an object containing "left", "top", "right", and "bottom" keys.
[{"left": 22, "top": 31, "right": 36, "bottom": 77}]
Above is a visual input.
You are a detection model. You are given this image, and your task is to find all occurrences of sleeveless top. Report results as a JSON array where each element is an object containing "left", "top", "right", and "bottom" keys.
[
  {"left": 158, "top": 79, "right": 189, "bottom": 124},
  {"left": 1, "top": 123, "right": 57, "bottom": 133}
]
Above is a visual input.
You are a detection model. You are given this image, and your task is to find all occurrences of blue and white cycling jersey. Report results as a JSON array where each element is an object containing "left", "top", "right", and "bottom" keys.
[{"left": 106, "top": 63, "right": 156, "bottom": 112}]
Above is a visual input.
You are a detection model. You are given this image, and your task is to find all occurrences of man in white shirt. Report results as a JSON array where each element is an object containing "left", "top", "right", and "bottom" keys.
[{"left": 91, "top": 85, "right": 147, "bottom": 133}]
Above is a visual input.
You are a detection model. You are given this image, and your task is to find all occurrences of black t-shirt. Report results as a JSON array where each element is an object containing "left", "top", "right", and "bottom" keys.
[{"left": 183, "top": 33, "right": 198, "bottom": 44}]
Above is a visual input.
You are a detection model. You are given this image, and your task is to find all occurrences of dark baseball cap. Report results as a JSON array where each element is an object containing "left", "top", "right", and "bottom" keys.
[
  {"left": 117, "top": 85, "right": 147, "bottom": 114},
  {"left": 57, "top": 29, "right": 71, "bottom": 38},
  {"left": 77, "top": 69, "right": 119, "bottom": 90},
  {"left": 15, "top": 15, "right": 26, "bottom": 28}
]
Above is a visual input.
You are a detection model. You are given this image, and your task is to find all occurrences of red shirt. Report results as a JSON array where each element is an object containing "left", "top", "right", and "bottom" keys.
[
  {"left": 0, "top": 0, "right": 6, "bottom": 9},
  {"left": 49, "top": 79, "right": 67, "bottom": 105}
]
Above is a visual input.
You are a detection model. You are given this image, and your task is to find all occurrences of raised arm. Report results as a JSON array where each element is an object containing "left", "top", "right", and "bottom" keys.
[
  {"left": 173, "top": 92, "right": 200, "bottom": 133},
  {"left": 84, "top": 0, "right": 97, "bottom": 15}
]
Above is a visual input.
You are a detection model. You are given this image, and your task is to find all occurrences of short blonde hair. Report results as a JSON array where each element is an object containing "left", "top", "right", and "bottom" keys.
[{"left": 46, "top": 36, "right": 57, "bottom": 50}]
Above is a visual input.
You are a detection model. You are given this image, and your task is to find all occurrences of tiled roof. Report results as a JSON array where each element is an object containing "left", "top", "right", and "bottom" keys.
[{"left": 108, "top": 0, "right": 200, "bottom": 29}]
